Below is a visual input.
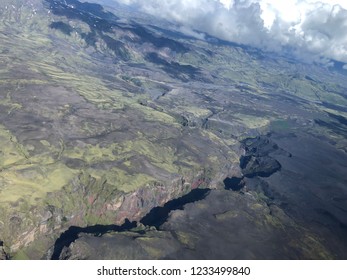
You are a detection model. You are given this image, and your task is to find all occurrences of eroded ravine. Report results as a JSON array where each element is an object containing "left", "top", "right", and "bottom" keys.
[
  {"left": 50, "top": 188, "right": 211, "bottom": 259},
  {"left": 48, "top": 135, "right": 288, "bottom": 260}
]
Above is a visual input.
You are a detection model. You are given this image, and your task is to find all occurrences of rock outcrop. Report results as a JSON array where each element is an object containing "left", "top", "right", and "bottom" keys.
[
  {"left": 0, "top": 241, "right": 8, "bottom": 260},
  {"left": 1, "top": 168, "right": 217, "bottom": 259},
  {"left": 241, "top": 155, "right": 281, "bottom": 178},
  {"left": 240, "top": 135, "right": 291, "bottom": 178}
]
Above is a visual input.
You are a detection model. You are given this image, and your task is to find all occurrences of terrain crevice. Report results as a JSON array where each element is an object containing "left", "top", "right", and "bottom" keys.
[
  {"left": 51, "top": 220, "right": 136, "bottom": 260},
  {"left": 50, "top": 187, "right": 211, "bottom": 260},
  {"left": 140, "top": 188, "right": 211, "bottom": 228}
]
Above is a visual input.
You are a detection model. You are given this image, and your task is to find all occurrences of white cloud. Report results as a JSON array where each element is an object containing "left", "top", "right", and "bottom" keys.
[
  {"left": 103, "top": 0, "right": 347, "bottom": 63},
  {"left": 178, "top": 26, "right": 206, "bottom": 40}
]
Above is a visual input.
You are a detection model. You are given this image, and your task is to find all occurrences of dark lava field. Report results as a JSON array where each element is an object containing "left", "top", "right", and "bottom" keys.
[{"left": 0, "top": 0, "right": 347, "bottom": 259}]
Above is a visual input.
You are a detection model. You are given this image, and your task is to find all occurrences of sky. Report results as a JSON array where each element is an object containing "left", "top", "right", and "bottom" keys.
[{"left": 102, "top": 0, "right": 347, "bottom": 65}]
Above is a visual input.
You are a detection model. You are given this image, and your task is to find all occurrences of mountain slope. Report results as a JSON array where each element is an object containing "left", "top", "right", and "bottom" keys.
[{"left": 0, "top": 0, "right": 347, "bottom": 259}]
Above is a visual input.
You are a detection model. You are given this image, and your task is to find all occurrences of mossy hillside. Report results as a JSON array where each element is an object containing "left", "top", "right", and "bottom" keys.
[
  {"left": 179, "top": 40, "right": 347, "bottom": 111},
  {"left": 0, "top": 163, "right": 77, "bottom": 204},
  {"left": 233, "top": 113, "right": 271, "bottom": 130},
  {"left": 0, "top": 125, "right": 27, "bottom": 167},
  {"left": 88, "top": 168, "right": 156, "bottom": 193},
  {"left": 43, "top": 172, "right": 123, "bottom": 224},
  {"left": 61, "top": 127, "right": 234, "bottom": 193},
  {"left": 0, "top": 91, "right": 23, "bottom": 115},
  {"left": 0, "top": 124, "right": 77, "bottom": 204},
  {"left": 0, "top": 1, "right": 201, "bottom": 183},
  {"left": 1, "top": 0, "right": 347, "bottom": 258},
  {"left": 178, "top": 41, "right": 347, "bottom": 147},
  {"left": 0, "top": 0, "right": 335, "bottom": 178}
]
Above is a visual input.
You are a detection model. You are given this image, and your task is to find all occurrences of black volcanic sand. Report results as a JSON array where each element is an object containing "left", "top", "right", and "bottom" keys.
[{"left": 245, "top": 131, "right": 347, "bottom": 258}]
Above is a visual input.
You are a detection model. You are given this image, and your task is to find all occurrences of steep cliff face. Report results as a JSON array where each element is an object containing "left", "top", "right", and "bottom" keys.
[
  {"left": 0, "top": 241, "right": 8, "bottom": 260},
  {"left": 1, "top": 166, "right": 232, "bottom": 259},
  {"left": 56, "top": 189, "right": 334, "bottom": 260},
  {"left": 55, "top": 132, "right": 347, "bottom": 260}
]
